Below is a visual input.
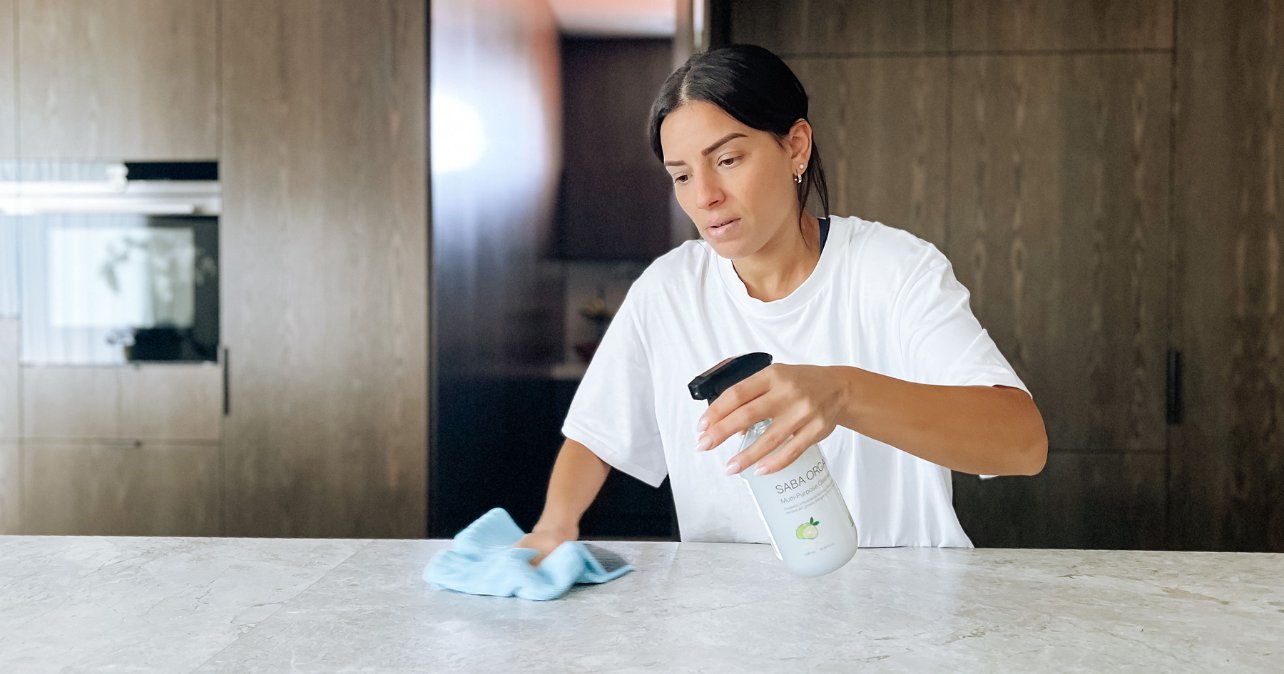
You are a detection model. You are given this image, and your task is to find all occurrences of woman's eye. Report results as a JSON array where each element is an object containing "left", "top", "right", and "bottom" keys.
[
  {"left": 719, "top": 156, "right": 739, "bottom": 167},
  {"left": 672, "top": 174, "right": 689, "bottom": 184}
]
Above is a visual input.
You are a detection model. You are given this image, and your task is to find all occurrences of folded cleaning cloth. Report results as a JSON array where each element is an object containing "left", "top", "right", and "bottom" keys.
[{"left": 423, "top": 507, "right": 633, "bottom": 601}]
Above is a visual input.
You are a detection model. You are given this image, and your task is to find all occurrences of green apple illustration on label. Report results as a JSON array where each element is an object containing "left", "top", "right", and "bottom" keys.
[{"left": 795, "top": 517, "right": 820, "bottom": 540}]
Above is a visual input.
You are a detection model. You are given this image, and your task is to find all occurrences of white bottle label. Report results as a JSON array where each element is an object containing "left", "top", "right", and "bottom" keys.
[{"left": 736, "top": 421, "right": 858, "bottom": 575}]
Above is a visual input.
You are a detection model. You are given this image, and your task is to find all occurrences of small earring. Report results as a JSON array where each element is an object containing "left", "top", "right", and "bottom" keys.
[{"left": 794, "top": 174, "right": 802, "bottom": 184}]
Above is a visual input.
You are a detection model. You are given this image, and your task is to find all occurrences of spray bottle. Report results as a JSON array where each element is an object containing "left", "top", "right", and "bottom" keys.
[{"left": 688, "top": 353, "right": 858, "bottom": 576}]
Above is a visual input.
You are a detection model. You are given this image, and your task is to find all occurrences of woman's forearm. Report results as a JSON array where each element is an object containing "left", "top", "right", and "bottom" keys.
[
  {"left": 835, "top": 366, "right": 1048, "bottom": 476},
  {"left": 533, "top": 438, "right": 612, "bottom": 535}
]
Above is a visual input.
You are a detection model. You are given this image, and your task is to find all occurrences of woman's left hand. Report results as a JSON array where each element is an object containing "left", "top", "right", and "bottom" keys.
[{"left": 695, "top": 364, "right": 849, "bottom": 476}]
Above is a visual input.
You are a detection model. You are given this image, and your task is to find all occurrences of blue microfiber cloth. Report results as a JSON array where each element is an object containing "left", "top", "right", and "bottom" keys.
[{"left": 423, "top": 507, "right": 633, "bottom": 601}]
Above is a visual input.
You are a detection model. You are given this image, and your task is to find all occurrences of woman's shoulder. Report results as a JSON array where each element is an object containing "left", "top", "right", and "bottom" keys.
[
  {"left": 831, "top": 214, "right": 949, "bottom": 277},
  {"left": 631, "top": 238, "right": 713, "bottom": 292}
]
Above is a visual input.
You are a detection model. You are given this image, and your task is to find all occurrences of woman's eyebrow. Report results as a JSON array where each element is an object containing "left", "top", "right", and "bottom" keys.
[{"left": 664, "top": 132, "right": 748, "bottom": 167}]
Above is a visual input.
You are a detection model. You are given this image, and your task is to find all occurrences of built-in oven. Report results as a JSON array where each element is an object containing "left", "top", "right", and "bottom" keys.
[{"left": 0, "top": 161, "right": 219, "bottom": 365}]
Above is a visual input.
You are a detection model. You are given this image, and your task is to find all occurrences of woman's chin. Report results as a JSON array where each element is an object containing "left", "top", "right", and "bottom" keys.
[{"left": 702, "top": 237, "right": 749, "bottom": 260}]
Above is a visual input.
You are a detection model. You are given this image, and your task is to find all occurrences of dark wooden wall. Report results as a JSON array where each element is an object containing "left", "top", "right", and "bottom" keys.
[
  {"left": 555, "top": 37, "right": 674, "bottom": 261},
  {"left": 720, "top": 0, "right": 1284, "bottom": 551},
  {"left": 1170, "top": 0, "right": 1284, "bottom": 552}
]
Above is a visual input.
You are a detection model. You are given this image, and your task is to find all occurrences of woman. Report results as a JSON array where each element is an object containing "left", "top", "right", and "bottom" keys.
[{"left": 517, "top": 44, "right": 1047, "bottom": 559}]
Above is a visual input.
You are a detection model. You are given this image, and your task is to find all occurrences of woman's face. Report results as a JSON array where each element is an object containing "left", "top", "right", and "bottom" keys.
[{"left": 660, "top": 100, "right": 809, "bottom": 260}]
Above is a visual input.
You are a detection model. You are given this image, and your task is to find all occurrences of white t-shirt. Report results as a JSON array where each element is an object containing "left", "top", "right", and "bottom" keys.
[{"left": 562, "top": 215, "right": 1030, "bottom": 547}]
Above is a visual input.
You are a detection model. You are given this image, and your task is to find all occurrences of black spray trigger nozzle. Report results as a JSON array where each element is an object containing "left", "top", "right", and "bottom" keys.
[{"left": 687, "top": 352, "right": 773, "bottom": 405}]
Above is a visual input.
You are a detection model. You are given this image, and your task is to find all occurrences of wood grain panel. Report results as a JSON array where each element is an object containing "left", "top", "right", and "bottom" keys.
[
  {"left": 119, "top": 364, "right": 221, "bottom": 442},
  {"left": 21, "top": 441, "right": 219, "bottom": 535},
  {"left": 729, "top": 0, "right": 948, "bottom": 55},
  {"left": 17, "top": 0, "right": 217, "bottom": 159},
  {"left": 949, "top": 55, "right": 1171, "bottom": 453},
  {"left": 0, "top": 319, "right": 17, "bottom": 439},
  {"left": 791, "top": 57, "right": 948, "bottom": 247},
  {"left": 0, "top": 0, "right": 15, "bottom": 158},
  {"left": 222, "top": 0, "right": 427, "bottom": 538},
  {"left": 21, "top": 366, "right": 119, "bottom": 440},
  {"left": 0, "top": 443, "right": 17, "bottom": 533},
  {"left": 952, "top": 0, "right": 1173, "bottom": 52},
  {"left": 953, "top": 451, "right": 1167, "bottom": 549},
  {"left": 1171, "top": 0, "right": 1284, "bottom": 552}
]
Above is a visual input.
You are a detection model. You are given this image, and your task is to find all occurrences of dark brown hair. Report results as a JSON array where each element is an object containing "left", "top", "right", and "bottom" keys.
[{"left": 647, "top": 43, "right": 830, "bottom": 220}]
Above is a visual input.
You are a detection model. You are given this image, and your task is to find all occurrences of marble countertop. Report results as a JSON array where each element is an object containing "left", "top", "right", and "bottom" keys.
[{"left": 0, "top": 536, "right": 1280, "bottom": 672}]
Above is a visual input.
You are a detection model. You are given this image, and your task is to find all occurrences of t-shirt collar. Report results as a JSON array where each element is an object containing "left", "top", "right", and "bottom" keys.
[{"left": 714, "top": 216, "right": 843, "bottom": 318}]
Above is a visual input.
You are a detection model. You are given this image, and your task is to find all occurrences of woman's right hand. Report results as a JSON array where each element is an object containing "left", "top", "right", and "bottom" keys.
[
  {"left": 515, "top": 523, "right": 578, "bottom": 566},
  {"left": 516, "top": 439, "right": 604, "bottom": 565}
]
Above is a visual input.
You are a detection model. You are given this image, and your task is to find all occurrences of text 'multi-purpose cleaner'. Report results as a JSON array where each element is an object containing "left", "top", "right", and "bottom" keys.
[{"left": 688, "top": 353, "right": 858, "bottom": 576}]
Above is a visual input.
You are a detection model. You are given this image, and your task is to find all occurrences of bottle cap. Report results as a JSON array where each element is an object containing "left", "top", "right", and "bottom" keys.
[{"left": 687, "top": 352, "right": 773, "bottom": 404}]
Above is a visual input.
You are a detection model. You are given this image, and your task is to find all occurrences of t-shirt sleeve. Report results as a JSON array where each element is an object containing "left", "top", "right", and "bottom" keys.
[
  {"left": 560, "top": 284, "right": 668, "bottom": 488},
  {"left": 893, "top": 246, "right": 1032, "bottom": 400}
]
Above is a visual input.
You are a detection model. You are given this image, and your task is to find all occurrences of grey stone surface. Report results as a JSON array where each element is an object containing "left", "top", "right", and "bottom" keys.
[{"left": 0, "top": 536, "right": 1279, "bottom": 672}]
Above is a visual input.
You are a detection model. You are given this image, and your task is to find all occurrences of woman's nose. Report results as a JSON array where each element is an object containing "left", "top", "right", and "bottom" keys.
[{"left": 693, "top": 174, "right": 724, "bottom": 210}]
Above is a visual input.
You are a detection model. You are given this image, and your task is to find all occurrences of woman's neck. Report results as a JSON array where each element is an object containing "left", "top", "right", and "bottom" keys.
[{"left": 732, "top": 212, "right": 822, "bottom": 302}]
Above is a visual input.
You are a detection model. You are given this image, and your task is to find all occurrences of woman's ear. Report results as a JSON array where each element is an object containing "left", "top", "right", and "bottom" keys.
[{"left": 787, "top": 118, "right": 814, "bottom": 167}]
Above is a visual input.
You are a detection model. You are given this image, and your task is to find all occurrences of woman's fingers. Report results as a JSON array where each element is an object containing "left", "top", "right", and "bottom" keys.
[
  {"left": 727, "top": 412, "right": 814, "bottom": 474},
  {"left": 748, "top": 418, "right": 828, "bottom": 475},
  {"left": 514, "top": 529, "right": 575, "bottom": 566},
  {"left": 698, "top": 370, "right": 771, "bottom": 429},
  {"left": 696, "top": 364, "right": 838, "bottom": 475},
  {"left": 696, "top": 378, "right": 772, "bottom": 451},
  {"left": 727, "top": 428, "right": 793, "bottom": 474}
]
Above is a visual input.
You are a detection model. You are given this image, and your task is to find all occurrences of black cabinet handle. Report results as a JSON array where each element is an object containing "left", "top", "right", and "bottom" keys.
[
  {"left": 1166, "top": 349, "right": 1183, "bottom": 425},
  {"left": 223, "top": 347, "right": 230, "bottom": 417}
]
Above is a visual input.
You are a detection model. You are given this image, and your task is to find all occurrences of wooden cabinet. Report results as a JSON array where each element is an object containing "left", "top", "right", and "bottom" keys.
[
  {"left": 5, "top": 0, "right": 222, "bottom": 536},
  {"left": 1170, "top": 0, "right": 1284, "bottom": 551},
  {"left": 21, "top": 364, "right": 221, "bottom": 442},
  {"left": 952, "top": 0, "right": 1172, "bottom": 52},
  {"left": 790, "top": 57, "right": 948, "bottom": 247},
  {"left": 16, "top": 0, "right": 218, "bottom": 159},
  {"left": 0, "top": 320, "right": 16, "bottom": 440},
  {"left": 0, "top": 219, "right": 15, "bottom": 318},
  {"left": 0, "top": 0, "right": 15, "bottom": 158},
  {"left": 953, "top": 453, "right": 1167, "bottom": 550},
  {"left": 728, "top": 0, "right": 948, "bottom": 55},
  {"left": 22, "top": 367, "right": 119, "bottom": 440},
  {"left": 17, "top": 363, "right": 222, "bottom": 535},
  {"left": 5, "top": 0, "right": 429, "bottom": 538},
  {"left": 0, "top": 442, "right": 17, "bottom": 534},
  {"left": 120, "top": 365, "right": 222, "bottom": 442},
  {"left": 949, "top": 53, "right": 1172, "bottom": 454},
  {"left": 221, "top": 0, "right": 427, "bottom": 538},
  {"left": 944, "top": 0, "right": 1175, "bottom": 504},
  {"left": 21, "top": 442, "right": 220, "bottom": 535},
  {"left": 0, "top": 319, "right": 16, "bottom": 534}
]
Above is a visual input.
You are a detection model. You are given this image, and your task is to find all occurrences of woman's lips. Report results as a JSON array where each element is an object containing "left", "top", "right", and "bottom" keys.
[{"left": 707, "top": 218, "right": 740, "bottom": 237}]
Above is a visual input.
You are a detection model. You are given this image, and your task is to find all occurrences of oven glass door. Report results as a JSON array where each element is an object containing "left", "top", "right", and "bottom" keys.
[
  {"left": 19, "top": 213, "right": 218, "bottom": 364},
  {"left": 4, "top": 160, "right": 220, "bottom": 365}
]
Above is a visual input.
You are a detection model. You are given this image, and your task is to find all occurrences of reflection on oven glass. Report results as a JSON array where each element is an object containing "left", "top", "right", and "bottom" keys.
[{"left": 11, "top": 160, "right": 220, "bottom": 365}]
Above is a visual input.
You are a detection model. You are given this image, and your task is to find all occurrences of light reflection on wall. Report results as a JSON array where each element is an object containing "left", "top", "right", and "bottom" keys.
[
  {"left": 430, "top": 0, "right": 563, "bottom": 376},
  {"left": 429, "top": 93, "right": 485, "bottom": 175},
  {"left": 429, "top": 0, "right": 568, "bottom": 537}
]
